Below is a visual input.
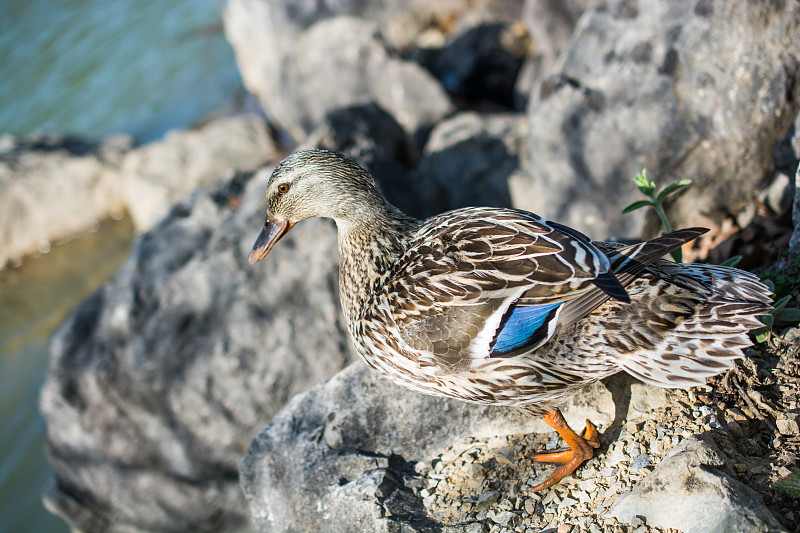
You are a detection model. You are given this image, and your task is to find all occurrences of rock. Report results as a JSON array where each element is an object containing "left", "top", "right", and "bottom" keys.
[
  {"left": 0, "top": 133, "right": 132, "bottom": 268},
  {"left": 609, "top": 434, "right": 787, "bottom": 532},
  {"left": 240, "top": 363, "right": 620, "bottom": 533},
  {"left": 776, "top": 412, "right": 800, "bottom": 437},
  {"left": 121, "top": 114, "right": 278, "bottom": 231},
  {"left": 38, "top": 107, "right": 423, "bottom": 533},
  {"left": 628, "top": 453, "right": 651, "bottom": 473},
  {"left": 413, "top": 111, "right": 525, "bottom": 213},
  {"left": 515, "top": 0, "right": 591, "bottom": 107},
  {"left": 224, "top": 2, "right": 454, "bottom": 141},
  {"left": 0, "top": 114, "right": 276, "bottom": 270},
  {"left": 417, "top": 20, "right": 528, "bottom": 110},
  {"left": 238, "top": 352, "right": 684, "bottom": 532},
  {"left": 790, "top": 161, "right": 800, "bottom": 251},
  {"left": 39, "top": 168, "right": 354, "bottom": 532},
  {"left": 518, "top": 0, "right": 800, "bottom": 238}
]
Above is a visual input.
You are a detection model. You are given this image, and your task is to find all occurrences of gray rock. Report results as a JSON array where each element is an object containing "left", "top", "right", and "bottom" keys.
[
  {"left": 0, "top": 133, "right": 132, "bottom": 268},
  {"left": 240, "top": 363, "right": 622, "bottom": 533},
  {"left": 790, "top": 161, "right": 800, "bottom": 251},
  {"left": 38, "top": 107, "right": 422, "bottom": 533},
  {"left": 515, "top": 0, "right": 593, "bottom": 107},
  {"left": 518, "top": 0, "right": 800, "bottom": 238},
  {"left": 224, "top": 3, "right": 454, "bottom": 141},
  {"left": 628, "top": 453, "right": 651, "bottom": 473},
  {"left": 39, "top": 168, "right": 354, "bottom": 533},
  {"left": 121, "top": 114, "right": 278, "bottom": 232},
  {"left": 609, "top": 434, "right": 787, "bottom": 533},
  {"left": 417, "top": 20, "right": 527, "bottom": 110},
  {"left": 0, "top": 114, "right": 276, "bottom": 270},
  {"left": 414, "top": 111, "right": 524, "bottom": 213}
]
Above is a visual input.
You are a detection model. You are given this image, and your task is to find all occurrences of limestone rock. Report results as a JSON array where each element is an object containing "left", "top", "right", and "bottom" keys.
[
  {"left": 515, "top": 0, "right": 592, "bottom": 107},
  {"left": 224, "top": 3, "right": 454, "bottom": 141},
  {"left": 609, "top": 434, "right": 787, "bottom": 533},
  {"left": 38, "top": 108, "right": 420, "bottom": 533},
  {"left": 790, "top": 161, "right": 800, "bottom": 251},
  {"left": 40, "top": 168, "right": 353, "bottom": 532},
  {"left": 414, "top": 111, "right": 524, "bottom": 212},
  {"left": 518, "top": 0, "right": 800, "bottom": 238},
  {"left": 240, "top": 363, "right": 620, "bottom": 533},
  {"left": 121, "top": 114, "right": 278, "bottom": 231},
  {"left": 0, "top": 133, "right": 132, "bottom": 268}
]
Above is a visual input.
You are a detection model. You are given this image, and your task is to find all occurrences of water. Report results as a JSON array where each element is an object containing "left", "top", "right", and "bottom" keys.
[
  {"left": 0, "top": 0, "right": 242, "bottom": 142},
  {"left": 0, "top": 1, "right": 245, "bottom": 531},
  {"left": 0, "top": 219, "right": 135, "bottom": 533}
]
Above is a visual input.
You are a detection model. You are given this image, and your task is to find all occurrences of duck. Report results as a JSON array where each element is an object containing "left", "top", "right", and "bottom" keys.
[{"left": 248, "top": 148, "right": 773, "bottom": 492}]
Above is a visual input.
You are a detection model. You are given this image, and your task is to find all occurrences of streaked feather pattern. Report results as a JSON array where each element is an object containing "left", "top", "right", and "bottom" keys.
[{"left": 251, "top": 149, "right": 774, "bottom": 418}]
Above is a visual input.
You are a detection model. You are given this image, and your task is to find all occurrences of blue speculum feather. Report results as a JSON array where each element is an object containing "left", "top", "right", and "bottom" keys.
[{"left": 491, "top": 302, "right": 562, "bottom": 355}]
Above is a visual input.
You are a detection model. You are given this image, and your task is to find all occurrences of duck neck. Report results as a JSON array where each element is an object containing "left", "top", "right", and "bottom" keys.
[{"left": 336, "top": 203, "right": 418, "bottom": 326}]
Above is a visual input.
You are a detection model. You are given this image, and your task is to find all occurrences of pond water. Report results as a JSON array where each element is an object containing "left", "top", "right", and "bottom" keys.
[
  {"left": 0, "top": 0, "right": 244, "bottom": 531},
  {"left": 0, "top": 0, "right": 241, "bottom": 143},
  {"left": 0, "top": 219, "right": 136, "bottom": 533}
]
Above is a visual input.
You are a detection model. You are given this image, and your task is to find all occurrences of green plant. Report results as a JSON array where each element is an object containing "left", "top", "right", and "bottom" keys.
[
  {"left": 622, "top": 170, "right": 799, "bottom": 343},
  {"left": 754, "top": 249, "right": 800, "bottom": 342},
  {"left": 622, "top": 169, "right": 692, "bottom": 262},
  {"left": 776, "top": 468, "right": 800, "bottom": 498},
  {"left": 752, "top": 293, "right": 794, "bottom": 343}
]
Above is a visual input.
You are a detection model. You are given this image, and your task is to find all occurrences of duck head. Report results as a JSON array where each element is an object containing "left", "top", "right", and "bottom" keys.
[{"left": 248, "top": 149, "right": 384, "bottom": 264}]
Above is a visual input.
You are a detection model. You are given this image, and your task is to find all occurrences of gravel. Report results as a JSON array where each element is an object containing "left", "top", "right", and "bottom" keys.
[{"left": 413, "top": 330, "right": 799, "bottom": 532}]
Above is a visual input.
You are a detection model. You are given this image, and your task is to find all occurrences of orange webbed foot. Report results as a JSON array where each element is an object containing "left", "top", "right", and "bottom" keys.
[{"left": 529, "top": 409, "right": 600, "bottom": 492}]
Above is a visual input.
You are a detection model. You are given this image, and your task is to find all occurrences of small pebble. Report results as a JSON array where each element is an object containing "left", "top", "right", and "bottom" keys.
[
  {"left": 542, "top": 490, "right": 559, "bottom": 505},
  {"left": 490, "top": 510, "right": 517, "bottom": 526},
  {"left": 557, "top": 497, "right": 578, "bottom": 509},
  {"left": 475, "top": 490, "right": 501, "bottom": 511},
  {"left": 629, "top": 453, "right": 652, "bottom": 472},
  {"left": 523, "top": 498, "right": 536, "bottom": 514}
]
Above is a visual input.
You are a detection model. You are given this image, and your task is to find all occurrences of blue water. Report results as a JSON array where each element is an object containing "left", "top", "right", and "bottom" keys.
[
  {"left": 0, "top": 1, "right": 245, "bottom": 531},
  {"left": 0, "top": 0, "right": 242, "bottom": 142}
]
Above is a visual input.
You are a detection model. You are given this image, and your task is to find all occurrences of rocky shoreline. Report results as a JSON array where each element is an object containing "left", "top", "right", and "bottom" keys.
[{"left": 24, "top": 0, "right": 800, "bottom": 532}]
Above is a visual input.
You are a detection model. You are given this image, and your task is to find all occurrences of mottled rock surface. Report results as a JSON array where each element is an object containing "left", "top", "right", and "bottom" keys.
[
  {"left": 609, "top": 435, "right": 787, "bottom": 532},
  {"left": 239, "top": 363, "right": 612, "bottom": 533},
  {"left": 0, "top": 133, "right": 132, "bottom": 268},
  {"left": 518, "top": 0, "right": 800, "bottom": 238},
  {"left": 40, "top": 167, "right": 353, "bottom": 532},
  {"left": 121, "top": 114, "right": 278, "bottom": 231}
]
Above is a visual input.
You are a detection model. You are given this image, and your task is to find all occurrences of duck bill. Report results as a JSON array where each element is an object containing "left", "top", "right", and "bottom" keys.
[{"left": 248, "top": 218, "right": 294, "bottom": 264}]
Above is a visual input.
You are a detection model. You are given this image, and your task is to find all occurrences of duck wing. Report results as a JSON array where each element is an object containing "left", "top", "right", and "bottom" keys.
[{"left": 375, "top": 208, "right": 628, "bottom": 369}]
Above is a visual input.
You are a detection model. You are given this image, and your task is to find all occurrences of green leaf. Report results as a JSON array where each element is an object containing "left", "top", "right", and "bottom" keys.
[
  {"left": 655, "top": 179, "right": 693, "bottom": 203},
  {"left": 753, "top": 327, "right": 771, "bottom": 343},
  {"left": 721, "top": 256, "right": 742, "bottom": 268},
  {"left": 622, "top": 200, "right": 654, "bottom": 214},
  {"left": 775, "top": 307, "right": 800, "bottom": 327},
  {"left": 772, "top": 295, "right": 791, "bottom": 315},
  {"left": 633, "top": 169, "right": 656, "bottom": 196},
  {"left": 775, "top": 469, "right": 800, "bottom": 498},
  {"left": 763, "top": 279, "right": 776, "bottom": 294}
]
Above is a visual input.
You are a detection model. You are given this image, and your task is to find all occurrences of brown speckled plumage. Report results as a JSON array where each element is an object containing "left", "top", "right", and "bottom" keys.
[{"left": 249, "top": 149, "right": 773, "bottom": 490}]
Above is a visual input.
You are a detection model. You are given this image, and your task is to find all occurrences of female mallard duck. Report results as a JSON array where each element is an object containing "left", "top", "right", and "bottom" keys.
[{"left": 249, "top": 149, "right": 773, "bottom": 491}]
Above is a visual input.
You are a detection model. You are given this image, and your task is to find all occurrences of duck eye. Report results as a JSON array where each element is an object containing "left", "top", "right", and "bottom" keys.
[{"left": 277, "top": 183, "right": 290, "bottom": 194}]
